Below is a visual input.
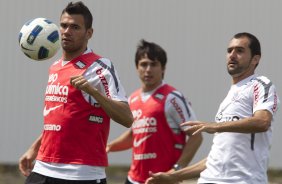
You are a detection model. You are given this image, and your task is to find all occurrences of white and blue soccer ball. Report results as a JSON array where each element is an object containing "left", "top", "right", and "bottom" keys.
[{"left": 18, "top": 18, "right": 60, "bottom": 61}]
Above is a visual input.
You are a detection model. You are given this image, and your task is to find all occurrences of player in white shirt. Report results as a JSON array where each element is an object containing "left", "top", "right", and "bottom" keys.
[{"left": 146, "top": 33, "right": 280, "bottom": 184}]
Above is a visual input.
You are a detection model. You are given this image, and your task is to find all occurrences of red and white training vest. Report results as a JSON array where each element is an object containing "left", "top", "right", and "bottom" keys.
[
  {"left": 128, "top": 84, "right": 186, "bottom": 183},
  {"left": 37, "top": 52, "right": 110, "bottom": 166}
]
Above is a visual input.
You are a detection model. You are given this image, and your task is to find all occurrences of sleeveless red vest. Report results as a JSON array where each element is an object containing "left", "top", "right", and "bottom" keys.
[
  {"left": 128, "top": 84, "right": 186, "bottom": 182},
  {"left": 37, "top": 52, "right": 110, "bottom": 166}
]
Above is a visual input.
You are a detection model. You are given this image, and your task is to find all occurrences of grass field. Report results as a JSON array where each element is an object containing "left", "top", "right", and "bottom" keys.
[{"left": 1, "top": 164, "right": 282, "bottom": 184}]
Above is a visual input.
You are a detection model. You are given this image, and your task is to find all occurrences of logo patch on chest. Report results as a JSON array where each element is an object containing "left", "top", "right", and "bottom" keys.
[
  {"left": 75, "top": 61, "right": 86, "bottom": 69},
  {"left": 89, "top": 115, "right": 103, "bottom": 124}
]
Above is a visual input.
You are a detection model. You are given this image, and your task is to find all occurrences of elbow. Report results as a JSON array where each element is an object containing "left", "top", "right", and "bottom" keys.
[
  {"left": 259, "top": 123, "right": 271, "bottom": 132},
  {"left": 123, "top": 114, "right": 134, "bottom": 128},
  {"left": 124, "top": 120, "right": 133, "bottom": 128},
  {"left": 258, "top": 119, "right": 271, "bottom": 132}
]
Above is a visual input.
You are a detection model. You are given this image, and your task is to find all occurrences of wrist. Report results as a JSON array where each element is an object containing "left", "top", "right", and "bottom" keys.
[{"left": 172, "top": 163, "right": 183, "bottom": 171}]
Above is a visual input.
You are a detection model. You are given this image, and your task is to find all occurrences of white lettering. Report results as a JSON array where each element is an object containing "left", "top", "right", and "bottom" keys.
[
  {"left": 44, "top": 124, "right": 61, "bottom": 131},
  {"left": 89, "top": 115, "right": 103, "bottom": 123},
  {"left": 45, "top": 95, "right": 68, "bottom": 103},
  {"left": 48, "top": 73, "right": 58, "bottom": 84},
  {"left": 45, "top": 83, "right": 69, "bottom": 96},
  {"left": 134, "top": 153, "right": 157, "bottom": 160}
]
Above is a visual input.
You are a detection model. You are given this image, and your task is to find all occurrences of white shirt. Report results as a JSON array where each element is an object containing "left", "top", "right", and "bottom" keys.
[
  {"left": 33, "top": 49, "right": 128, "bottom": 180},
  {"left": 198, "top": 75, "right": 280, "bottom": 184}
]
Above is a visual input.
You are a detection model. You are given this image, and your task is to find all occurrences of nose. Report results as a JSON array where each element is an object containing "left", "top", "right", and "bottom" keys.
[
  {"left": 145, "top": 65, "right": 151, "bottom": 71},
  {"left": 61, "top": 26, "right": 71, "bottom": 35},
  {"left": 228, "top": 49, "right": 236, "bottom": 60}
]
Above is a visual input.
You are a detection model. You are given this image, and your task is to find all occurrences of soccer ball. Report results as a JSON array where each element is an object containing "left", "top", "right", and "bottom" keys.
[{"left": 18, "top": 18, "right": 60, "bottom": 61}]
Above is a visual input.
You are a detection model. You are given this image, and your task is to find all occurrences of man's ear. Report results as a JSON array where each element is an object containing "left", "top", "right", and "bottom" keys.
[
  {"left": 252, "top": 55, "right": 260, "bottom": 66},
  {"left": 87, "top": 28, "right": 93, "bottom": 40}
]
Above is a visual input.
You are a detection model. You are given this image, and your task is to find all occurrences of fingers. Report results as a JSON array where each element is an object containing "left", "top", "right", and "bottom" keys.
[
  {"left": 192, "top": 126, "right": 205, "bottom": 135},
  {"left": 70, "top": 76, "right": 88, "bottom": 89},
  {"left": 105, "top": 145, "right": 110, "bottom": 153},
  {"left": 19, "top": 157, "right": 31, "bottom": 177},
  {"left": 181, "top": 121, "right": 206, "bottom": 135},
  {"left": 180, "top": 121, "right": 203, "bottom": 127}
]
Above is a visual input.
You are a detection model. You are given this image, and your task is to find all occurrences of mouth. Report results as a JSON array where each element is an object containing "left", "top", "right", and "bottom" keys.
[
  {"left": 61, "top": 38, "right": 72, "bottom": 43},
  {"left": 228, "top": 60, "right": 238, "bottom": 67},
  {"left": 144, "top": 76, "right": 152, "bottom": 81}
]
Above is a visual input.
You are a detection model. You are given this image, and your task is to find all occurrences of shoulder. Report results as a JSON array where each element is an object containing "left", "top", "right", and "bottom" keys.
[
  {"left": 253, "top": 76, "right": 273, "bottom": 85},
  {"left": 95, "top": 57, "right": 113, "bottom": 67},
  {"left": 251, "top": 75, "right": 276, "bottom": 93},
  {"left": 166, "top": 88, "right": 190, "bottom": 105}
]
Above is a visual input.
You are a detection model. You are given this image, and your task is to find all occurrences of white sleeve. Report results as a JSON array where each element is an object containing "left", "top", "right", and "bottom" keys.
[
  {"left": 82, "top": 57, "right": 128, "bottom": 105},
  {"left": 165, "top": 90, "right": 197, "bottom": 131},
  {"left": 253, "top": 76, "right": 280, "bottom": 115}
]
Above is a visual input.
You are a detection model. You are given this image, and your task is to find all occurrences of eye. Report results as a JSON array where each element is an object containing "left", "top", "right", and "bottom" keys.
[
  {"left": 140, "top": 62, "right": 148, "bottom": 68},
  {"left": 236, "top": 48, "right": 244, "bottom": 53},
  {"left": 60, "top": 23, "right": 67, "bottom": 29},
  {"left": 227, "top": 48, "right": 232, "bottom": 53},
  {"left": 70, "top": 25, "right": 80, "bottom": 30}
]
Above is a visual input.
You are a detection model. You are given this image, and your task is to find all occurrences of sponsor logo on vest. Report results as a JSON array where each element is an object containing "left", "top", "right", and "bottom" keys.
[
  {"left": 132, "top": 109, "right": 157, "bottom": 134},
  {"left": 43, "top": 105, "right": 62, "bottom": 116},
  {"left": 155, "top": 93, "right": 164, "bottom": 100},
  {"left": 45, "top": 73, "right": 69, "bottom": 103},
  {"left": 75, "top": 61, "right": 86, "bottom": 69},
  {"left": 46, "top": 83, "right": 69, "bottom": 96},
  {"left": 96, "top": 68, "right": 111, "bottom": 98},
  {"left": 48, "top": 73, "right": 58, "bottom": 84},
  {"left": 44, "top": 124, "right": 61, "bottom": 131},
  {"left": 133, "top": 134, "right": 152, "bottom": 147},
  {"left": 89, "top": 115, "right": 103, "bottom": 124},
  {"left": 134, "top": 153, "right": 157, "bottom": 160},
  {"left": 174, "top": 144, "right": 184, "bottom": 150},
  {"left": 170, "top": 97, "right": 185, "bottom": 122}
]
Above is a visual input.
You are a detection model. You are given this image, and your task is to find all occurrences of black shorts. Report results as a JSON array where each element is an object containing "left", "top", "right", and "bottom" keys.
[
  {"left": 25, "top": 172, "right": 107, "bottom": 184},
  {"left": 124, "top": 177, "right": 133, "bottom": 184}
]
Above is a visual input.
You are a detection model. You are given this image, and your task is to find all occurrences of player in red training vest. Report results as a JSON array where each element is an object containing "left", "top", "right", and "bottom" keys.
[
  {"left": 19, "top": 2, "right": 133, "bottom": 184},
  {"left": 107, "top": 40, "right": 203, "bottom": 184}
]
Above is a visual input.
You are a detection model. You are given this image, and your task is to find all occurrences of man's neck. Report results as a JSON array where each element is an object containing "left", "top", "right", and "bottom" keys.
[
  {"left": 232, "top": 71, "right": 255, "bottom": 84},
  {"left": 63, "top": 47, "right": 88, "bottom": 61}
]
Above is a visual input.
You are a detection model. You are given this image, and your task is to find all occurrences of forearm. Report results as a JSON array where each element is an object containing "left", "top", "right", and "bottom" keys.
[
  {"left": 87, "top": 87, "right": 133, "bottom": 128},
  {"left": 174, "top": 133, "right": 203, "bottom": 168},
  {"left": 170, "top": 158, "right": 207, "bottom": 182},
  {"left": 215, "top": 110, "right": 272, "bottom": 133},
  {"left": 107, "top": 130, "right": 133, "bottom": 152},
  {"left": 30, "top": 134, "right": 42, "bottom": 153}
]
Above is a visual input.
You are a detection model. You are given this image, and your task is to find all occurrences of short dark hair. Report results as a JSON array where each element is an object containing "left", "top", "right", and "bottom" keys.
[
  {"left": 61, "top": 1, "right": 93, "bottom": 29},
  {"left": 135, "top": 39, "right": 167, "bottom": 68},
  {"left": 233, "top": 32, "right": 261, "bottom": 57}
]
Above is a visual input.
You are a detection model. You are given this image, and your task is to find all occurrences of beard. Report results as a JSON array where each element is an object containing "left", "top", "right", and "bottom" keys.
[{"left": 227, "top": 59, "right": 252, "bottom": 76}]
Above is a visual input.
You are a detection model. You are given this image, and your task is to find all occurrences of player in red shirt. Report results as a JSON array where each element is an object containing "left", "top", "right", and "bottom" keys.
[
  {"left": 19, "top": 2, "right": 133, "bottom": 184},
  {"left": 107, "top": 40, "right": 202, "bottom": 184}
]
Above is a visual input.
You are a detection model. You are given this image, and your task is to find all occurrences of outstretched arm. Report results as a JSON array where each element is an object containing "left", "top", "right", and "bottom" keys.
[
  {"left": 146, "top": 158, "right": 207, "bottom": 184},
  {"left": 106, "top": 129, "right": 133, "bottom": 152},
  {"left": 182, "top": 110, "right": 272, "bottom": 135},
  {"left": 19, "top": 134, "right": 42, "bottom": 176},
  {"left": 70, "top": 75, "right": 133, "bottom": 128},
  {"left": 169, "top": 133, "right": 202, "bottom": 172}
]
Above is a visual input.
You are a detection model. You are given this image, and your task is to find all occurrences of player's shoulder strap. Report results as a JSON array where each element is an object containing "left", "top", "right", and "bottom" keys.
[{"left": 71, "top": 52, "right": 102, "bottom": 69}]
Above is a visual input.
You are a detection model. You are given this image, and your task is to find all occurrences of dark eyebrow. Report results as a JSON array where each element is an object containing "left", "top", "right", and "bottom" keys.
[{"left": 227, "top": 46, "right": 245, "bottom": 52}]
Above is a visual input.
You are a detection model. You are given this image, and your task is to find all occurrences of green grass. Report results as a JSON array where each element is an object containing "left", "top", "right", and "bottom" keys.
[{"left": 0, "top": 164, "right": 281, "bottom": 184}]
